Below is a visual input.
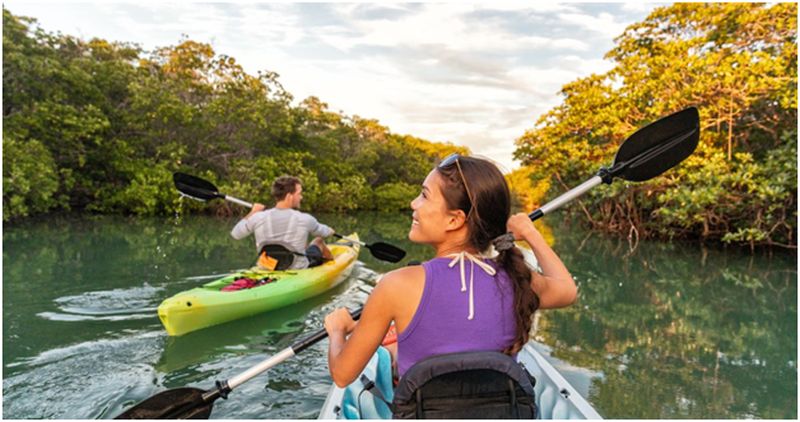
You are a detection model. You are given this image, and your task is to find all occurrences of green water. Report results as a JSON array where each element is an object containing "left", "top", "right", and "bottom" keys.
[{"left": 3, "top": 213, "right": 796, "bottom": 419}]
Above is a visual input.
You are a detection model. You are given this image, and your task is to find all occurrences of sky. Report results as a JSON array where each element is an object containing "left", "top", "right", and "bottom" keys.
[{"left": 4, "top": 1, "right": 663, "bottom": 172}]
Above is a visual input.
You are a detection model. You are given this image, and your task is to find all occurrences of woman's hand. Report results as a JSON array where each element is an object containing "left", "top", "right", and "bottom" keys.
[
  {"left": 506, "top": 212, "right": 540, "bottom": 241},
  {"left": 324, "top": 308, "right": 358, "bottom": 336},
  {"left": 506, "top": 214, "right": 577, "bottom": 309}
]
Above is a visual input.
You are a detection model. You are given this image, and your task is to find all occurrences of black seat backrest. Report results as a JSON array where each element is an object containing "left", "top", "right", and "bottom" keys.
[
  {"left": 392, "top": 351, "right": 537, "bottom": 419},
  {"left": 258, "top": 243, "right": 296, "bottom": 271}
]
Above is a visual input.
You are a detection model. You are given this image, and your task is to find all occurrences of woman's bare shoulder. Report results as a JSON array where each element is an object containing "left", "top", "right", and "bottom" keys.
[
  {"left": 369, "top": 264, "right": 426, "bottom": 319},
  {"left": 370, "top": 264, "right": 425, "bottom": 300},
  {"left": 378, "top": 264, "right": 425, "bottom": 286}
]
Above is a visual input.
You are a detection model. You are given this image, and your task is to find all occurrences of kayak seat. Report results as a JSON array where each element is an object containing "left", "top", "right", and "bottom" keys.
[
  {"left": 258, "top": 243, "right": 296, "bottom": 271},
  {"left": 392, "top": 351, "right": 537, "bottom": 419},
  {"left": 341, "top": 346, "right": 394, "bottom": 419}
]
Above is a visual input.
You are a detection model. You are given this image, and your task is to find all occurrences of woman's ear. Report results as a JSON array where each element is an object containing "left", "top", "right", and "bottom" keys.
[{"left": 444, "top": 209, "right": 468, "bottom": 232}]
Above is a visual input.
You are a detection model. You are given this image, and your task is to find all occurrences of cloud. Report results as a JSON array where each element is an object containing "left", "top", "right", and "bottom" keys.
[
  {"left": 1, "top": 1, "right": 650, "bottom": 172},
  {"left": 556, "top": 11, "right": 628, "bottom": 38},
  {"left": 474, "top": 3, "right": 580, "bottom": 14},
  {"left": 621, "top": 2, "right": 657, "bottom": 13},
  {"left": 318, "top": 3, "right": 589, "bottom": 54}
]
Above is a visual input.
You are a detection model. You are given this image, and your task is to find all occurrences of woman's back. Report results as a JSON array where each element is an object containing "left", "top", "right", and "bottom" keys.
[
  {"left": 397, "top": 255, "right": 517, "bottom": 376},
  {"left": 323, "top": 155, "right": 575, "bottom": 389}
]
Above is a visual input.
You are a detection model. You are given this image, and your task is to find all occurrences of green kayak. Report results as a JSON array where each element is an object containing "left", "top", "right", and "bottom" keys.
[{"left": 158, "top": 234, "right": 360, "bottom": 336}]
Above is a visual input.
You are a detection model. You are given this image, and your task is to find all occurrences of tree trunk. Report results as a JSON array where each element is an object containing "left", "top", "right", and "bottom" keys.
[{"left": 728, "top": 97, "right": 733, "bottom": 161}]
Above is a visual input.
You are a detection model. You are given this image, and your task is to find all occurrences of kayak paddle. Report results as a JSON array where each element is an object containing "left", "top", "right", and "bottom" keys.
[
  {"left": 525, "top": 107, "right": 700, "bottom": 223},
  {"left": 173, "top": 173, "right": 407, "bottom": 263},
  {"left": 332, "top": 233, "right": 406, "bottom": 263},
  {"left": 174, "top": 172, "right": 253, "bottom": 208},
  {"left": 115, "top": 307, "right": 363, "bottom": 419}
]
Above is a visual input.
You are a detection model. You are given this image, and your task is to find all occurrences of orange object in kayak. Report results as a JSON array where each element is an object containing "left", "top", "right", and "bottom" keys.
[{"left": 381, "top": 324, "right": 397, "bottom": 346}]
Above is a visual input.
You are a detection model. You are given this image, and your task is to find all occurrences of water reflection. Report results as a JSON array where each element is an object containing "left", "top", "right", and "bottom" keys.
[
  {"left": 537, "top": 222, "right": 797, "bottom": 418},
  {"left": 3, "top": 213, "right": 796, "bottom": 419}
]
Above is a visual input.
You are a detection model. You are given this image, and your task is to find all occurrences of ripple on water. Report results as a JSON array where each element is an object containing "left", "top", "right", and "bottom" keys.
[
  {"left": 3, "top": 330, "right": 165, "bottom": 419},
  {"left": 39, "top": 283, "right": 164, "bottom": 323},
  {"left": 8, "top": 272, "right": 374, "bottom": 419}
]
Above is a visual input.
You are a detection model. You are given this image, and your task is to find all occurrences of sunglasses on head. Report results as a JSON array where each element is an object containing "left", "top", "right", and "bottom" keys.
[{"left": 438, "top": 154, "right": 478, "bottom": 221}]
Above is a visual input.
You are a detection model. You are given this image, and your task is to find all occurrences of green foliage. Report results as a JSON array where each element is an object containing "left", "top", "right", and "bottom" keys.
[
  {"left": 2, "top": 8, "right": 464, "bottom": 221},
  {"left": 102, "top": 162, "right": 179, "bottom": 216},
  {"left": 373, "top": 182, "right": 418, "bottom": 212},
  {"left": 514, "top": 3, "right": 797, "bottom": 248},
  {"left": 654, "top": 133, "right": 797, "bottom": 248},
  {"left": 316, "top": 175, "right": 372, "bottom": 212},
  {"left": 2, "top": 137, "right": 60, "bottom": 220}
]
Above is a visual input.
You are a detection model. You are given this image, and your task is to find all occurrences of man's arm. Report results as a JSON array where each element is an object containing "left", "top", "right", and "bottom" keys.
[
  {"left": 306, "top": 214, "right": 335, "bottom": 238},
  {"left": 231, "top": 203, "right": 266, "bottom": 240}
]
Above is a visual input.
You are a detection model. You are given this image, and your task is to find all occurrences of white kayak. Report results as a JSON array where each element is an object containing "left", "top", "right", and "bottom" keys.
[{"left": 317, "top": 343, "right": 602, "bottom": 419}]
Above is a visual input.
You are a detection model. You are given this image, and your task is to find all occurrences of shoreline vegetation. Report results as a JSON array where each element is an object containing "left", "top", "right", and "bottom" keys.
[{"left": 3, "top": 4, "right": 796, "bottom": 249}]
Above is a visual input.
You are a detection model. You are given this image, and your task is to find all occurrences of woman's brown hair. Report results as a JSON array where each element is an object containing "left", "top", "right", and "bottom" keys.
[{"left": 436, "top": 156, "right": 540, "bottom": 354}]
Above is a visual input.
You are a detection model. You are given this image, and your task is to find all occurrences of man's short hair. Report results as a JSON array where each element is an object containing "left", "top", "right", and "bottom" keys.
[{"left": 272, "top": 176, "right": 301, "bottom": 202}]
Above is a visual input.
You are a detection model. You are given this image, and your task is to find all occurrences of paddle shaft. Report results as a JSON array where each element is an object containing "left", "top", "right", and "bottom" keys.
[
  {"left": 201, "top": 193, "right": 253, "bottom": 208},
  {"left": 173, "top": 172, "right": 406, "bottom": 262},
  {"left": 526, "top": 108, "right": 699, "bottom": 222},
  {"left": 215, "top": 195, "right": 361, "bottom": 248},
  {"left": 115, "top": 306, "right": 364, "bottom": 418},
  {"left": 205, "top": 307, "right": 363, "bottom": 400},
  {"left": 217, "top": 192, "right": 405, "bottom": 262},
  {"left": 333, "top": 233, "right": 366, "bottom": 247},
  {"left": 225, "top": 195, "right": 252, "bottom": 208},
  {"left": 528, "top": 175, "right": 603, "bottom": 222},
  {"left": 221, "top": 199, "right": 398, "bottom": 259},
  {"left": 218, "top": 199, "right": 366, "bottom": 249}
]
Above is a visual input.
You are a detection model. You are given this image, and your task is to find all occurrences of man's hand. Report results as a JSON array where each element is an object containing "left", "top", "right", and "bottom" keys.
[{"left": 245, "top": 203, "right": 266, "bottom": 218}]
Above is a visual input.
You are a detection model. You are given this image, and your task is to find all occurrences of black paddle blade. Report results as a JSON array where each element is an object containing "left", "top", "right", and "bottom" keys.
[
  {"left": 367, "top": 242, "right": 406, "bottom": 263},
  {"left": 173, "top": 173, "right": 222, "bottom": 201},
  {"left": 115, "top": 387, "right": 213, "bottom": 419},
  {"left": 612, "top": 107, "right": 700, "bottom": 182}
]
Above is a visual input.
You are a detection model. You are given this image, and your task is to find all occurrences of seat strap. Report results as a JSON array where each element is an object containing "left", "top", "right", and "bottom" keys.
[
  {"left": 359, "top": 374, "right": 393, "bottom": 409},
  {"left": 286, "top": 211, "right": 298, "bottom": 237},
  {"left": 265, "top": 209, "right": 275, "bottom": 234},
  {"left": 509, "top": 379, "right": 519, "bottom": 418}
]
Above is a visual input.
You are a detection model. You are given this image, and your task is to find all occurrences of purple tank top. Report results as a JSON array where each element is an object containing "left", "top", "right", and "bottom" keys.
[{"left": 396, "top": 256, "right": 517, "bottom": 376}]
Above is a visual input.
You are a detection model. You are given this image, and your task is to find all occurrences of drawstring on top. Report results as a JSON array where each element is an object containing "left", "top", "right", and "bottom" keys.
[{"left": 446, "top": 251, "right": 496, "bottom": 320}]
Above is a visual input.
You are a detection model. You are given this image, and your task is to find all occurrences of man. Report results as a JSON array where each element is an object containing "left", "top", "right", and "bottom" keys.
[{"left": 231, "top": 176, "right": 334, "bottom": 269}]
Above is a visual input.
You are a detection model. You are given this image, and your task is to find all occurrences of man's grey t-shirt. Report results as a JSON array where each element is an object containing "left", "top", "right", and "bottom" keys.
[{"left": 230, "top": 208, "right": 334, "bottom": 269}]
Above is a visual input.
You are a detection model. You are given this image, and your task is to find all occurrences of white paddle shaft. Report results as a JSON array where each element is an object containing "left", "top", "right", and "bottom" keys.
[
  {"left": 224, "top": 195, "right": 253, "bottom": 208},
  {"left": 227, "top": 348, "right": 295, "bottom": 390},
  {"left": 538, "top": 175, "right": 603, "bottom": 215}
]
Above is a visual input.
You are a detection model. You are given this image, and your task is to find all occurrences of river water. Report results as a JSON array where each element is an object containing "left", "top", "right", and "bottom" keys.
[{"left": 3, "top": 213, "right": 796, "bottom": 418}]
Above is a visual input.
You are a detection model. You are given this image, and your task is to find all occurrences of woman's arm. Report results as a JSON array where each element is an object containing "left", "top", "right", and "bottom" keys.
[
  {"left": 325, "top": 271, "right": 399, "bottom": 387},
  {"left": 507, "top": 213, "right": 577, "bottom": 309}
]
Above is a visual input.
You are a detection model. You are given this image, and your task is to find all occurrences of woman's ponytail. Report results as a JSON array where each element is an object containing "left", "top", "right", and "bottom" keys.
[
  {"left": 497, "top": 246, "right": 539, "bottom": 354},
  {"left": 436, "top": 155, "right": 541, "bottom": 354}
]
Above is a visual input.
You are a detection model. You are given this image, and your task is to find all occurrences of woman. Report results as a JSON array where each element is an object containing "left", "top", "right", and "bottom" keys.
[{"left": 324, "top": 154, "right": 577, "bottom": 387}]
